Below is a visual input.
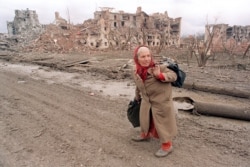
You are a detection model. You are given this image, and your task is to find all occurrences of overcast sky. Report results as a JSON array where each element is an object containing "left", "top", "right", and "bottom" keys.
[{"left": 0, "top": 0, "right": 249, "bottom": 36}]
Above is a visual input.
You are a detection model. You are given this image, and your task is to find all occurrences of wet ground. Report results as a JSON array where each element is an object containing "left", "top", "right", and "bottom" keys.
[{"left": 0, "top": 51, "right": 250, "bottom": 166}]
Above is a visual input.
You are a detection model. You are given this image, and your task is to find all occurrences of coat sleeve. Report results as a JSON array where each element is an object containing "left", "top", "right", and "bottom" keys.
[
  {"left": 135, "top": 86, "right": 141, "bottom": 101},
  {"left": 132, "top": 66, "right": 142, "bottom": 101},
  {"left": 160, "top": 65, "right": 177, "bottom": 83}
]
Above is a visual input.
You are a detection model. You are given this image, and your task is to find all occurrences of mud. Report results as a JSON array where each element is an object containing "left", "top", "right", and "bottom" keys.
[{"left": 0, "top": 51, "right": 250, "bottom": 167}]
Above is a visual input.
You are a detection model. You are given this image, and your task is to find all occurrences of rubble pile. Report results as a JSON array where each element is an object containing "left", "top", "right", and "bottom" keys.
[
  {"left": 2, "top": 7, "right": 183, "bottom": 53},
  {"left": 1, "top": 8, "right": 249, "bottom": 56},
  {"left": 21, "top": 24, "right": 89, "bottom": 53}
]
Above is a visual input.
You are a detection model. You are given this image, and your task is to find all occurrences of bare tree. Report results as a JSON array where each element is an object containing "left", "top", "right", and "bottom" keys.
[
  {"left": 221, "top": 38, "right": 238, "bottom": 64},
  {"left": 187, "top": 23, "right": 216, "bottom": 67},
  {"left": 243, "top": 44, "right": 250, "bottom": 59},
  {"left": 155, "top": 19, "right": 170, "bottom": 54}
]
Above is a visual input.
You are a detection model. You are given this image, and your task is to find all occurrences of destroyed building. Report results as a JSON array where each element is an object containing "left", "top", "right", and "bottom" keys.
[
  {"left": 205, "top": 24, "right": 250, "bottom": 53},
  {"left": 7, "top": 8, "right": 45, "bottom": 42},
  {"left": 205, "top": 24, "right": 250, "bottom": 43},
  {"left": 53, "top": 12, "right": 68, "bottom": 29},
  {"left": 82, "top": 7, "right": 181, "bottom": 50},
  {"left": 3, "top": 7, "right": 181, "bottom": 52}
]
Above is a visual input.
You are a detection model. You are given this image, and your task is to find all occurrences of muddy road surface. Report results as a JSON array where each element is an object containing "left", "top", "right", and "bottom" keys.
[{"left": 0, "top": 60, "right": 249, "bottom": 167}]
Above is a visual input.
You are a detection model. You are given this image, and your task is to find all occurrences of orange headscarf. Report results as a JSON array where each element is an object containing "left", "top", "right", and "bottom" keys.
[{"left": 133, "top": 45, "right": 155, "bottom": 82}]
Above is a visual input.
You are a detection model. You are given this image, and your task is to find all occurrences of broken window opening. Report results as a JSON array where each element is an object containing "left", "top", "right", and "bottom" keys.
[
  {"left": 147, "top": 41, "right": 150, "bottom": 45},
  {"left": 123, "top": 15, "right": 129, "bottom": 20},
  {"left": 12, "top": 27, "right": 16, "bottom": 35},
  {"left": 114, "top": 22, "right": 117, "bottom": 27},
  {"left": 121, "top": 21, "right": 125, "bottom": 27}
]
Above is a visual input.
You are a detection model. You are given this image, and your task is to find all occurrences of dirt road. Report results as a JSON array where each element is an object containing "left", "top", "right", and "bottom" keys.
[{"left": 0, "top": 60, "right": 249, "bottom": 167}]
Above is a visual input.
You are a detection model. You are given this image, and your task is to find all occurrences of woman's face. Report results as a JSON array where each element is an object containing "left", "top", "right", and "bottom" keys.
[{"left": 137, "top": 47, "right": 152, "bottom": 67}]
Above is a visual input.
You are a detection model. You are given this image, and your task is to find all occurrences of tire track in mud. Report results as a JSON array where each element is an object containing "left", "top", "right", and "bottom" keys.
[
  {"left": 1, "top": 62, "right": 250, "bottom": 167},
  {"left": 0, "top": 70, "right": 168, "bottom": 167},
  {"left": 0, "top": 72, "right": 85, "bottom": 166},
  {"left": 0, "top": 70, "right": 129, "bottom": 137}
]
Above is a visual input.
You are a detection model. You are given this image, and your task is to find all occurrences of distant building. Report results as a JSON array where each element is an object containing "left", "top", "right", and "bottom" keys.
[
  {"left": 205, "top": 24, "right": 250, "bottom": 43},
  {"left": 83, "top": 7, "right": 181, "bottom": 49},
  {"left": 205, "top": 24, "right": 250, "bottom": 53},
  {"left": 4, "top": 7, "right": 182, "bottom": 52},
  {"left": 53, "top": 11, "right": 68, "bottom": 29},
  {"left": 7, "top": 8, "right": 44, "bottom": 39}
]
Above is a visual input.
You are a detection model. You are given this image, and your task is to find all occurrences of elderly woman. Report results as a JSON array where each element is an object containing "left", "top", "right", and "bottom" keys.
[{"left": 132, "top": 45, "right": 178, "bottom": 157}]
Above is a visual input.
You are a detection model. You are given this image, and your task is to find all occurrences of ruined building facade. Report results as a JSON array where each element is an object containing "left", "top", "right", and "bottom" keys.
[
  {"left": 83, "top": 7, "right": 181, "bottom": 49},
  {"left": 4, "top": 7, "right": 181, "bottom": 52},
  {"left": 205, "top": 24, "right": 250, "bottom": 53},
  {"left": 205, "top": 24, "right": 250, "bottom": 43},
  {"left": 53, "top": 12, "right": 68, "bottom": 29},
  {"left": 7, "top": 8, "right": 44, "bottom": 41}
]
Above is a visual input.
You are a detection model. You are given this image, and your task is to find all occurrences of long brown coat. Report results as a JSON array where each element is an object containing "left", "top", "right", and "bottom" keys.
[{"left": 133, "top": 64, "right": 178, "bottom": 143}]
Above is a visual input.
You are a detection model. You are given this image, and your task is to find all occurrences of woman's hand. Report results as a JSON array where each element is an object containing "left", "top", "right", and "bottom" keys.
[
  {"left": 152, "top": 65, "right": 161, "bottom": 78},
  {"left": 134, "top": 97, "right": 141, "bottom": 103}
]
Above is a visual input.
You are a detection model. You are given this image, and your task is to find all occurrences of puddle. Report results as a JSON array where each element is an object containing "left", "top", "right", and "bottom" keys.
[{"left": 0, "top": 61, "right": 135, "bottom": 99}]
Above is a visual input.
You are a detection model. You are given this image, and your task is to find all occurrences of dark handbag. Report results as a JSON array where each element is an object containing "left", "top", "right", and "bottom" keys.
[
  {"left": 167, "top": 63, "right": 186, "bottom": 88},
  {"left": 162, "top": 58, "right": 186, "bottom": 88},
  {"left": 127, "top": 99, "right": 140, "bottom": 128}
]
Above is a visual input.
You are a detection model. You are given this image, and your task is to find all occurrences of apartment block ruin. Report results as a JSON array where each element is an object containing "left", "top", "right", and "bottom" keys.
[
  {"left": 205, "top": 24, "right": 250, "bottom": 53},
  {"left": 82, "top": 7, "right": 181, "bottom": 49},
  {"left": 3, "top": 7, "right": 181, "bottom": 52},
  {"left": 7, "top": 8, "right": 44, "bottom": 42}
]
